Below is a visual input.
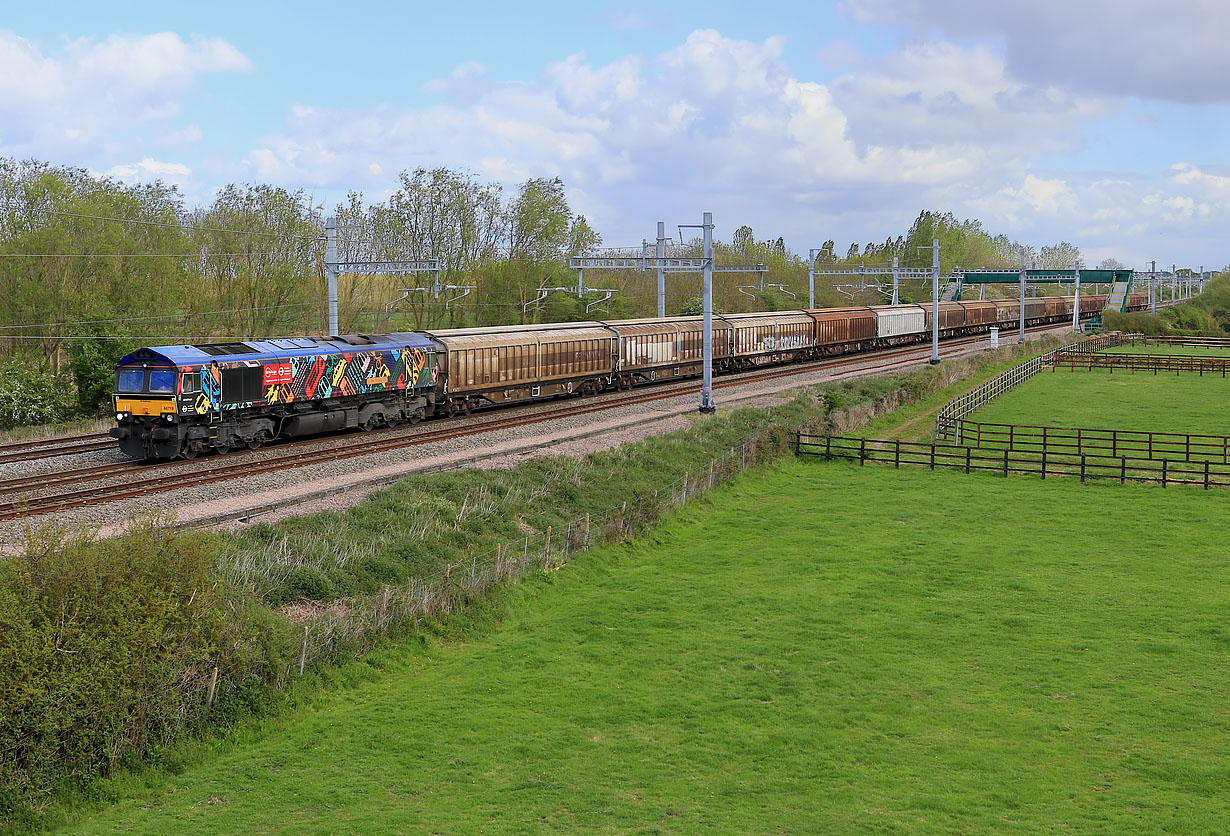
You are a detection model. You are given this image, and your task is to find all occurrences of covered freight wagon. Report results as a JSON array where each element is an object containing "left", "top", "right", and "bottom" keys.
[
  {"left": 604, "top": 316, "right": 731, "bottom": 385},
  {"left": 868, "top": 305, "right": 925, "bottom": 344},
  {"left": 958, "top": 301, "right": 997, "bottom": 328},
  {"left": 922, "top": 302, "right": 966, "bottom": 334},
  {"left": 424, "top": 322, "right": 614, "bottom": 412},
  {"left": 807, "top": 307, "right": 877, "bottom": 353},
  {"left": 719, "top": 311, "right": 814, "bottom": 366}
]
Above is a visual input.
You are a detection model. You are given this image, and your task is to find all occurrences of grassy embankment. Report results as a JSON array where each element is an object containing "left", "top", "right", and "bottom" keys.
[
  {"left": 3, "top": 336, "right": 1075, "bottom": 831},
  {"left": 57, "top": 456, "right": 1230, "bottom": 835}
]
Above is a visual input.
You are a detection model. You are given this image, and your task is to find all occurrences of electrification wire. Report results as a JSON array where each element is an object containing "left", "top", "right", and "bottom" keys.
[
  {"left": 0, "top": 252, "right": 309, "bottom": 258},
  {"left": 0, "top": 302, "right": 327, "bottom": 331}
]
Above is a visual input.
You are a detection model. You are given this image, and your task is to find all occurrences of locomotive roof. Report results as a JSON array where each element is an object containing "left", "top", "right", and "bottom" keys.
[{"left": 116, "top": 331, "right": 436, "bottom": 367}]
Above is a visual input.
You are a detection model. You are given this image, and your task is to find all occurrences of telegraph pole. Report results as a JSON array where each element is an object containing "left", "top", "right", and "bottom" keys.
[
  {"left": 916, "top": 239, "right": 940, "bottom": 364},
  {"left": 1071, "top": 259, "right": 1081, "bottom": 332},
  {"left": 656, "top": 221, "right": 667, "bottom": 317},
  {"left": 699, "top": 212, "right": 716, "bottom": 413},
  {"left": 325, "top": 217, "right": 339, "bottom": 336},
  {"left": 807, "top": 249, "right": 819, "bottom": 309},
  {"left": 1018, "top": 248, "right": 1026, "bottom": 344},
  {"left": 1149, "top": 260, "right": 1157, "bottom": 313}
]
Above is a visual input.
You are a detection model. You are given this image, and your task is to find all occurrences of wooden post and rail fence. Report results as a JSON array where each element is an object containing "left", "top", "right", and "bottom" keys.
[
  {"left": 934, "top": 333, "right": 1125, "bottom": 442},
  {"left": 796, "top": 433, "right": 1226, "bottom": 490}
]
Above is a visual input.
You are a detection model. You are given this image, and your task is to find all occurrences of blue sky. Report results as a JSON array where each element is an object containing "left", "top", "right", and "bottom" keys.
[{"left": 3, "top": 0, "right": 1227, "bottom": 268}]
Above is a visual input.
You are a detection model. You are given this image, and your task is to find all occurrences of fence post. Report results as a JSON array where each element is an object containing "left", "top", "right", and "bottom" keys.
[
  {"left": 1162, "top": 458, "right": 1168, "bottom": 487},
  {"left": 930, "top": 444, "right": 936, "bottom": 470},
  {"left": 206, "top": 665, "right": 219, "bottom": 708},
  {"left": 1205, "top": 460, "right": 1210, "bottom": 490},
  {"left": 1041, "top": 449, "right": 1046, "bottom": 480},
  {"left": 965, "top": 445, "right": 971, "bottom": 474},
  {"left": 794, "top": 432, "right": 800, "bottom": 455},
  {"left": 1003, "top": 448, "right": 1009, "bottom": 477},
  {"left": 895, "top": 440, "right": 901, "bottom": 468},
  {"left": 544, "top": 526, "right": 552, "bottom": 565},
  {"left": 859, "top": 437, "right": 866, "bottom": 466},
  {"left": 585, "top": 514, "right": 591, "bottom": 550},
  {"left": 825, "top": 436, "right": 832, "bottom": 460},
  {"left": 298, "top": 626, "right": 308, "bottom": 676}
]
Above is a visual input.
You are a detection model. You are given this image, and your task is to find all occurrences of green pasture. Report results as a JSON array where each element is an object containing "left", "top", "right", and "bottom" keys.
[
  {"left": 969, "top": 367, "right": 1230, "bottom": 434},
  {"left": 1104, "top": 343, "right": 1230, "bottom": 357},
  {"left": 62, "top": 460, "right": 1230, "bottom": 835}
]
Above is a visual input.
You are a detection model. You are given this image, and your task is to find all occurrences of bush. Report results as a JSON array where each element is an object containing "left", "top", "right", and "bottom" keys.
[
  {"left": 0, "top": 519, "right": 291, "bottom": 810},
  {"left": 0, "top": 357, "right": 78, "bottom": 428},
  {"left": 66, "top": 333, "right": 140, "bottom": 416}
]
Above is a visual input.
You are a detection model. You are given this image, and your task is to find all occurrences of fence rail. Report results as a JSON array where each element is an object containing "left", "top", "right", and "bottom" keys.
[
  {"left": 947, "top": 419, "right": 1230, "bottom": 463},
  {"left": 1124, "top": 334, "right": 1230, "bottom": 348},
  {"left": 1051, "top": 351, "right": 1230, "bottom": 375},
  {"left": 796, "top": 433, "right": 1227, "bottom": 489},
  {"left": 935, "top": 333, "right": 1124, "bottom": 441}
]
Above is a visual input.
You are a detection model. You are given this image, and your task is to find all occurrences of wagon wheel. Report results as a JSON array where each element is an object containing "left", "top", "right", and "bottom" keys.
[
  {"left": 463, "top": 399, "right": 475, "bottom": 415},
  {"left": 247, "top": 430, "right": 269, "bottom": 451},
  {"left": 180, "top": 444, "right": 198, "bottom": 460},
  {"left": 213, "top": 438, "right": 230, "bottom": 456}
]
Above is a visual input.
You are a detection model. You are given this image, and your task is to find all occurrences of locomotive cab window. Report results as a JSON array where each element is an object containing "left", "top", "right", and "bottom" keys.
[
  {"left": 181, "top": 372, "right": 201, "bottom": 394},
  {"left": 116, "top": 369, "right": 145, "bottom": 393},
  {"left": 148, "top": 370, "right": 176, "bottom": 393}
]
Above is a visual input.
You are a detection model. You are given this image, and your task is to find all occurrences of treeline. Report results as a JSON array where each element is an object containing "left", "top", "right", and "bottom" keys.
[{"left": 0, "top": 156, "right": 1174, "bottom": 425}]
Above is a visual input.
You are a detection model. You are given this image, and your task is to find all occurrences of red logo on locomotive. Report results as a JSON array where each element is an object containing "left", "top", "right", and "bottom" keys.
[{"left": 263, "top": 362, "right": 293, "bottom": 386}]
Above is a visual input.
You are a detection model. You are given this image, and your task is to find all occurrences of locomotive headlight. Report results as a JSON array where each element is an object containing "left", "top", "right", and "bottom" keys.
[
  {"left": 116, "top": 412, "right": 127, "bottom": 420},
  {"left": 166, "top": 414, "right": 176, "bottom": 422}
]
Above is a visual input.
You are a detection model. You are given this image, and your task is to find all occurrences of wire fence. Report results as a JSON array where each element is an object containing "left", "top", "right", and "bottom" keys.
[
  {"left": 1051, "top": 351, "right": 1230, "bottom": 376},
  {"left": 945, "top": 420, "right": 1230, "bottom": 463},
  {"left": 797, "top": 434, "right": 1229, "bottom": 490},
  {"left": 934, "top": 333, "right": 1125, "bottom": 442}
]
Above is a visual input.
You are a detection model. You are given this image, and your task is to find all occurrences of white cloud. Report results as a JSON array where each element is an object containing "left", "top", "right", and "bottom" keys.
[
  {"left": 99, "top": 157, "right": 192, "bottom": 185},
  {"left": 0, "top": 30, "right": 250, "bottom": 158},
  {"left": 847, "top": 0, "right": 1230, "bottom": 103}
]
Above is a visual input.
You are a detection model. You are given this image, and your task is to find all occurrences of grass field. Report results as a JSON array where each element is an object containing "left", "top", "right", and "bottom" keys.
[
  {"left": 1104, "top": 343, "right": 1230, "bottom": 357},
  {"left": 969, "top": 368, "right": 1230, "bottom": 433},
  {"left": 60, "top": 460, "right": 1230, "bottom": 835}
]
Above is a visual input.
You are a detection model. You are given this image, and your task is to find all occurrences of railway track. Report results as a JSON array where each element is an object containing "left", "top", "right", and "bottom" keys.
[
  {"left": 0, "top": 432, "right": 112, "bottom": 465},
  {"left": 0, "top": 325, "right": 1063, "bottom": 521}
]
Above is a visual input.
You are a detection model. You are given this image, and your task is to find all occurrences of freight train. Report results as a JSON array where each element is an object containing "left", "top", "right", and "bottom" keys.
[{"left": 111, "top": 294, "right": 1146, "bottom": 459}]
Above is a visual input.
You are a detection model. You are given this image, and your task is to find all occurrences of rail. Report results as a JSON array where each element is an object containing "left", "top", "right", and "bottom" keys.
[
  {"left": 946, "top": 419, "right": 1230, "bottom": 463},
  {"left": 796, "top": 433, "right": 1227, "bottom": 489},
  {"left": 934, "top": 333, "right": 1124, "bottom": 441},
  {"left": 1123, "top": 334, "right": 1230, "bottom": 348},
  {"left": 1051, "top": 351, "right": 1230, "bottom": 376}
]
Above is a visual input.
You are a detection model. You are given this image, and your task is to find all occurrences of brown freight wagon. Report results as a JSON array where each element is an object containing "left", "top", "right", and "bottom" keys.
[
  {"left": 1080, "top": 294, "right": 1106, "bottom": 314},
  {"left": 807, "top": 307, "right": 877, "bottom": 353},
  {"left": 922, "top": 302, "right": 966, "bottom": 333},
  {"left": 958, "top": 300, "right": 997, "bottom": 328},
  {"left": 604, "top": 316, "right": 731, "bottom": 385},
  {"left": 719, "top": 311, "right": 815, "bottom": 367},
  {"left": 424, "top": 322, "right": 614, "bottom": 413},
  {"left": 1023, "top": 297, "right": 1048, "bottom": 322},
  {"left": 1043, "top": 296, "right": 1068, "bottom": 318},
  {"left": 992, "top": 299, "right": 1020, "bottom": 324}
]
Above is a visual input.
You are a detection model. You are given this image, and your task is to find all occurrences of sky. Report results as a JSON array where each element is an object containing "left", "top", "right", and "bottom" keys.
[{"left": 2, "top": 0, "right": 1227, "bottom": 270}]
